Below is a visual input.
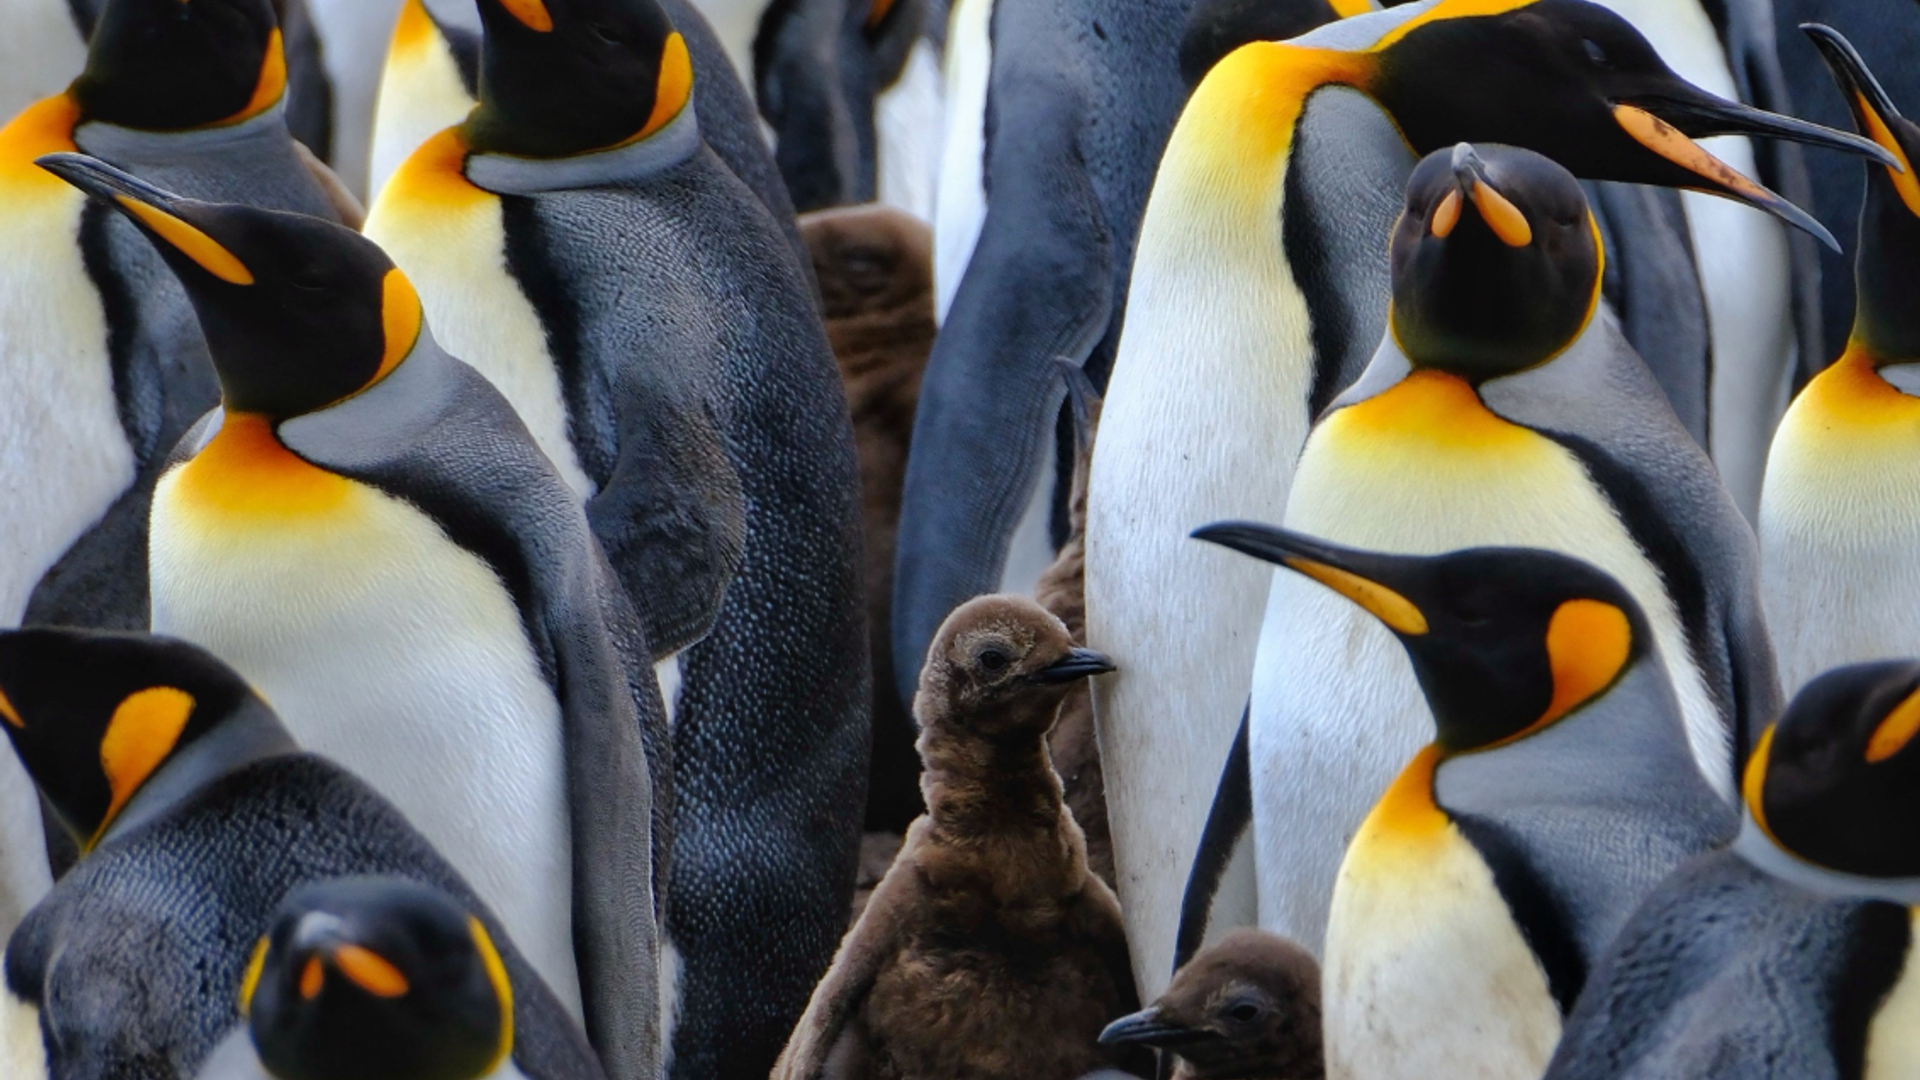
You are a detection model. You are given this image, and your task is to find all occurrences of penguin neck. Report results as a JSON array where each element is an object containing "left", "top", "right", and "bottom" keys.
[
  {"left": 919, "top": 723, "right": 1069, "bottom": 843},
  {"left": 1732, "top": 814, "right": 1920, "bottom": 907},
  {"left": 73, "top": 98, "right": 291, "bottom": 172},
  {"left": 98, "top": 697, "right": 299, "bottom": 850},
  {"left": 462, "top": 104, "right": 701, "bottom": 195}
]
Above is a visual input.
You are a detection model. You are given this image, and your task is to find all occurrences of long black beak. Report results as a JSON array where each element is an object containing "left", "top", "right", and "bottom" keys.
[
  {"left": 1803, "top": 24, "right": 1919, "bottom": 188},
  {"left": 1638, "top": 82, "right": 1897, "bottom": 167},
  {"left": 1192, "top": 521, "right": 1431, "bottom": 637},
  {"left": 1099, "top": 1007, "right": 1213, "bottom": 1049},
  {"left": 36, "top": 152, "right": 256, "bottom": 285},
  {"left": 1029, "top": 646, "right": 1116, "bottom": 685}
]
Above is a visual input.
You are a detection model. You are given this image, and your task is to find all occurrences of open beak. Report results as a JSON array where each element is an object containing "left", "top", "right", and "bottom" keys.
[
  {"left": 1611, "top": 86, "right": 1896, "bottom": 252},
  {"left": 1193, "top": 522, "right": 1430, "bottom": 637},
  {"left": 1803, "top": 24, "right": 1920, "bottom": 215},
  {"left": 36, "top": 153, "right": 256, "bottom": 284},
  {"left": 1099, "top": 1007, "right": 1214, "bottom": 1049},
  {"left": 1431, "top": 143, "right": 1532, "bottom": 246},
  {"left": 1029, "top": 646, "right": 1116, "bottom": 685}
]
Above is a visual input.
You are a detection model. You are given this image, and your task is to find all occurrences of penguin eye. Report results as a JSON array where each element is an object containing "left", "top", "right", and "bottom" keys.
[
  {"left": 587, "top": 21, "right": 624, "bottom": 45},
  {"left": 287, "top": 267, "right": 329, "bottom": 292},
  {"left": 1583, "top": 39, "right": 1611, "bottom": 67},
  {"left": 976, "top": 648, "right": 1011, "bottom": 674},
  {"left": 1224, "top": 999, "right": 1263, "bottom": 1024}
]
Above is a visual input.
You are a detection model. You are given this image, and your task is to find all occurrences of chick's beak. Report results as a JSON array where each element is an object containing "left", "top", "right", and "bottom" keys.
[{"left": 1029, "top": 647, "right": 1116, "bottom": 685}]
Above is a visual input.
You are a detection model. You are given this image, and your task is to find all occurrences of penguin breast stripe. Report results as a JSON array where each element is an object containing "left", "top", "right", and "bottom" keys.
[{"left": 167, "top": 416, "right": 352, "bottom": 518}]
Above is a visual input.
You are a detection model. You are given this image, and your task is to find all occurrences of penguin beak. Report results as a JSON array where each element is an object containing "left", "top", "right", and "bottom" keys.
[
  {"left": 1029, "top": 647, "right": 1117, "bottom": 684},
  {"left": 35, "top": 153, "right": 256, "bottom": 285},
  {"left": 1608, "top": 86, "right": 1892, "bottom": 253},
  {"left": 1433, "top": 143, "right": 1532, "bottom": 247},
  {"left": 1193, "top": 522, "right": 1430, "bottom": 637},
  {"left": 288, "top": 913, "right": 411, "bottom": 1000},
  {"left": 1099, "top": 1007, "right": 1211, "bottom": 1049},
  {"left": 1803, "top": 24, "right": 1920, "bottom": 199}
]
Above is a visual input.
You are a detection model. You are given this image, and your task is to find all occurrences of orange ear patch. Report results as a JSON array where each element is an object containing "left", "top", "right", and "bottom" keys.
[
  {"left": 373, "top": 269, "right": 423, "bottom": 389},
  {"left": 1540, "top": 599, "right": 1630, "bottom": 726},
  {"left": 638, "top": 33, "right": 693, "bottom": 140},
  {"left": 470, "top": 918, "right": 516, "bottom": 1072},
  {"left": 1866, "top": 683, "right": 1920, "bottom": 763},
  {"left": 0, "top": 686, "right": 22, "bottom": 728},
  {"left": 91, "top": 687, "right": 195, "bottom": 849},
  {"left": 224, "top": 28, "right": 288, "bottom": 125},
  {"left": 240, "top": 937, "right": 272, "bottom": 1015}
]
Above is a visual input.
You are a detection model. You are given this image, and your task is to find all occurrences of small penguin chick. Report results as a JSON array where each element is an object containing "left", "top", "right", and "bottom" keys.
[
  {"left": 1101, "top": 929, "right": 1323, "bottom": 1080},
  {"left": 773, "top": 596, "right": 1141, "bottom": 1080},
  {"left": 221, "top": 877, "right": 516, "bottom": 1080}
]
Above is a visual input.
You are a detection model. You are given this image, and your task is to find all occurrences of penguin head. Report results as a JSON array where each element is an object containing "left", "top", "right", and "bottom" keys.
[
  {"left": 1195, "top": 523, "right": 1647, "bottom": 754},
  {"left": 1804, "top": 25, "right": 1920, "bottom": 364},
  {"left": 464, "top": 0, "right": 692, "bottom": 157},
  {"left": 0, "top": 628, "right": 261, "bottom": 852},
  {"left": 914, "top": 595, "right": 1115, "bottom": 738},
  {"left": 36, "top": 154, "right": 423, "bottom": 421},
  {"left": 1389, "top": 143, "right": 1600, "bottom": 379},
  {"left": 1369, "top": 0, "right": 1896, "bottom": 249},
  {"left": 1745, "top": 660, "right": 1920, "bottom": 880},
  {"left": 1099, "top": 928, "right": 1323, "bottom": 1080},
  {"left": 244, "top": 877, "right": 514, "bottom": 1080},
  {"left": 70, "top": 0, "right": 287, "bottom": 132}
]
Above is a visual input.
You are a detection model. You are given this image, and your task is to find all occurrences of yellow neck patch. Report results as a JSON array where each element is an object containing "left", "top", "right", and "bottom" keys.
[
  {"left": 390, "top": 0, "right": 440, "bottom": 57},
  {"left": 222, "top": 28, "right": 287, "bottom": 126},
  {"left": 381, "top": 126, "right": 489, "bottom": 209},
  {"left": 1, "top": 94, "right": 80, "bottom": 191},
  {"left": 1328, "top": 0, "right": 1374, "bottom": 15},
  {"left": 470, "top": 918, "right": 516, "bottom": 1073},
  {"left": 1795, "top": 345, "right": 1920, "bottom": 433},
  {"left": 0, "top": 686, "right": 21, "bottom": 728},
  {"left": 1856, "top": 92, "right": 1920, "bottom": 220},
  {"left": 1336, "top": 369, "right": 1533, "bottom": 448},
  {"left": 171, "top": 413, "right": 352, "bottom": 519},
  {"left": 1178, "top": 43, "right": 1375, "bottom": 180},
  {"left": 635, "top": 32, "right": 692, "bottom": 142},
  {"left": 1284, "top": 556, "right": 1428, "bottom": 635},
  {"left": 1370, "top": 0, "right": 1535, "bottom": 51},
  {"left": 1867, "top": 684, "right": 1920, "bottom": 763},
  {"left": 497, "top": 0, "right": 553, "bottom": 32},
  {"left": 91, "top": 686, "right": 195, "bottom": 849},
  {"left": 115, "top": 197, "right": 255, "bottom": 285},
  {"left": 1357, "top": 744, "right": 1450, "bottom": 850}
]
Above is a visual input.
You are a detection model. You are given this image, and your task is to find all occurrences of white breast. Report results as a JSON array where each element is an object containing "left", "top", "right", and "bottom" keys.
[
  {"left": 364, "top": 183, "right": 595, "bottom": 500},
  {"left": 1866, "top": 909, "right": 1920, "bottom": 1080},
  {"left": 931, "top": 0, "right": 991, "bottom": 319},
  {"left": 0, "top": 968, "right": 46, "bottom": 1080},
  {"left": 149, "top": 471, "right": 583, "bottom": 1021},
  {"left": 875, "top": 39, "right": 944, "bottom": 222}
]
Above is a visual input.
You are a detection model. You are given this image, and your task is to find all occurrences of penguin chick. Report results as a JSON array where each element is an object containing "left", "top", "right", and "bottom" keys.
[
  {"left": 1032, "top": 364, "right": 1115, "bottom": 891},
  {"left": 197, "top": 877, "right": 519, "bottom": 1080},
  {"left": 772, "top": 596, "right": 1142, "bottom": 1080},
  {"left": 1546, "top": 658, "right": 1920, "bottom": 1080},
  {"left": 1101, "top": 928, "right": 1324, "bottom": 1080}
]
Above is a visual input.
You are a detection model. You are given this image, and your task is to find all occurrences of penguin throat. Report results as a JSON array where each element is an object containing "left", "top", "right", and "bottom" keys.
[
  {"left": 920, "top": 728, "right": 1065, "bottom": 840},
  {"left": 1335, "top": 369, "right": 1533, "bottom": 451},
  {"left": 1354, "top": 745, "right": 1450, "bottom": 849},
  {"left": 462, "top": 103, "right": 701, "bottom": 194},
  {"left": 171, "top": 414, "right": 353, "bottom": 518},
  {"left": 1798, "top": 347, "right": 1920, "bottom": 431}
]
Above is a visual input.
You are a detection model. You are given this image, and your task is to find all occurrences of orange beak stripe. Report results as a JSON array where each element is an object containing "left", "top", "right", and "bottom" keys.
[
  {"left": 1613, "top": 104, "right": 1777, "bottom": 207},
  {"left": 1470, "top": 178, "right": 1533, "bottom": 247},
  {"left": 1430, "top": 189, "right": 1462, "bottom": 238}
]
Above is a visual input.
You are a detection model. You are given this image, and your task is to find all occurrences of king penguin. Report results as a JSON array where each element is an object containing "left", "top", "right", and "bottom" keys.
[
  {"left": 0, "top": 0, "right": 343, "bottom": 953},
  {"left": 1546, "top": 657, "right": 1920, "bottom": 1080},
  {"left": 1204, "top": 143, "right": 1777, "bottom": 960},
  {"left": 196, "top": 876, "right": 605, "bottom": 1080},
  {"left": 37, "top": 155, "right": 665, "bottom": 1080},
  {"left": 889, "top": 0, "right": 1196, "bottom": 713},
  {"left": 1197, "top": 523, "right": 1733, "bottom": 1080},
  {"left": 1080, "top": 0, "right": 1871, "bottom": 991},
  {"left": 1761, "top": 27, "right": 1920, "bottom": 698},
  {"left": 0, "top": 627, "right": 619, "bottom": 1080},
  {"left": 363, "top": 3, "right": 867, "bottom": 1076}
]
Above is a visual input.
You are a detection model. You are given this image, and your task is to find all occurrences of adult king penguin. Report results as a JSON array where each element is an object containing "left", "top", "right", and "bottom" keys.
[
  {"left": 0, "top": 0, "right": 342, "bottom": 950},
  {"left": 1205, "top": 143, "right": 1776, "bottom": 961},
  {"left": 888, "top": 0, "right": 1195, "bottom": 711},
  {"left": 364, "top": 3, "right": 868, "bottom": 1076},
  {"left": 38, "top": 156, "right": 664, "bottom": 1080},
  {"left": 1761, "top": 28, "right": 1920, "bottom": 697},
  {"left": 0, "top": 629, "right": 618, "bottom": 1080},
  {"left": 197, "top": 877, "right": 606, "bottom": 1080},
  {"left": 1546, "top": 658, "right": 1920, "bottom": 1080},
  {"left": 1198, "top": 525, "right": 1733, "bottom": 1080},
  {"left": 1082, "top": 1, "right": 1872, "bottom": 991}
]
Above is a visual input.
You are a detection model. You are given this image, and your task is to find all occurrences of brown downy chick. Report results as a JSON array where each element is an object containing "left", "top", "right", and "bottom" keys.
[
  {"left": 1032, "top": 362, "right": 1115, "bottom": 889},
  {"left": 1100, "top": 929, "right": 1324, "bottom": 1080},
  {"left": 773, "top": 595, "right": 1146, "bottom": 1080}
]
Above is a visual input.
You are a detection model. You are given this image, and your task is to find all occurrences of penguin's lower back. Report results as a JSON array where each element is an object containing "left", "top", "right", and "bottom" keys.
[
  {"left": 1323, "top": 748, "right": 1560, "bottom": 1080},
  {"left": 1253, "top": 369, "right": 1722, "bottom": 946},
  {"left": 149, "top": 418, "right": 580, "bottom": 1019}
]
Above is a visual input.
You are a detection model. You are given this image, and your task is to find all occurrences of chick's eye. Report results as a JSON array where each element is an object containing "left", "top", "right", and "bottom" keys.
[
  {"left": 1226, "top": 1002, "right": 1261, "bottom": 1023},
  {"left": 1583, "top": 38, "right": 1610, "bottom": 66},
  {"left": 977, "top": 648, "right": 1011, "bottom": 674}
]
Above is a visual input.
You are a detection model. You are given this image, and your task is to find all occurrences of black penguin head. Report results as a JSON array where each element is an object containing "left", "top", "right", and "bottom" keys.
[
  {"left": 914, "top": 595, "right": 1115, "bottom": 739},
  {"left": 1195, "top": 523, "right": 1647, "bottom": 754},
  {"left": 1100, "top": 928, "right": 1323, "bottom": 1080},
  {"left": 1746, "top": 660, "right": 1920, "bottom": 880},
  {"left": 1369, "top": 0, "right": 1896, "bottom": 250},
  {"left": 70, "top": 0, "right": 286, "bottom": 132},
  {"left": 1389, "top": 143, "right": 1600, "bottom": 378},
  {"left": 1178, "top": 0, "right": 1360, "bottom": 88},
  {"left": 1804, "top": 25, "right": 1920, "bottom": 364},
  {"left": 0, "top": 628, "right": 260, "bottom": 851},
  {"left": 36, "top": 154, "right": 422, "bottom": 421},
  {"left": 464, "top": 0, "right": 691, "bottom": 157},
  {"left": 244, "top": 877, "right": 514, "bottom": 1080}
]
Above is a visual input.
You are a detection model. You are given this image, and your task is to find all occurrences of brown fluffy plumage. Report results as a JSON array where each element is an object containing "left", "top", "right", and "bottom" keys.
[
  {"left": 1101, "top": 928, "right": 1323, "bottom": 1080},
  {"left": 773, "top": 596, "right": 1144, "bottom": 1080}
]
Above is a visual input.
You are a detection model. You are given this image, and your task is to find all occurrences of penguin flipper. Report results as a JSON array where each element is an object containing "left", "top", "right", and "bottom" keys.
[
  {"left": 589, "top": 395, "right": 747, "bottom": 661},
  {"left": 1173, "top": 705, "right": 1256, "bottom": 975},
  {"left": 891, "top": 82, "right": 1115, "bottom": 705},
  {"left": 771, "top": 825, "right": 923, "bottom": 1080}
]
